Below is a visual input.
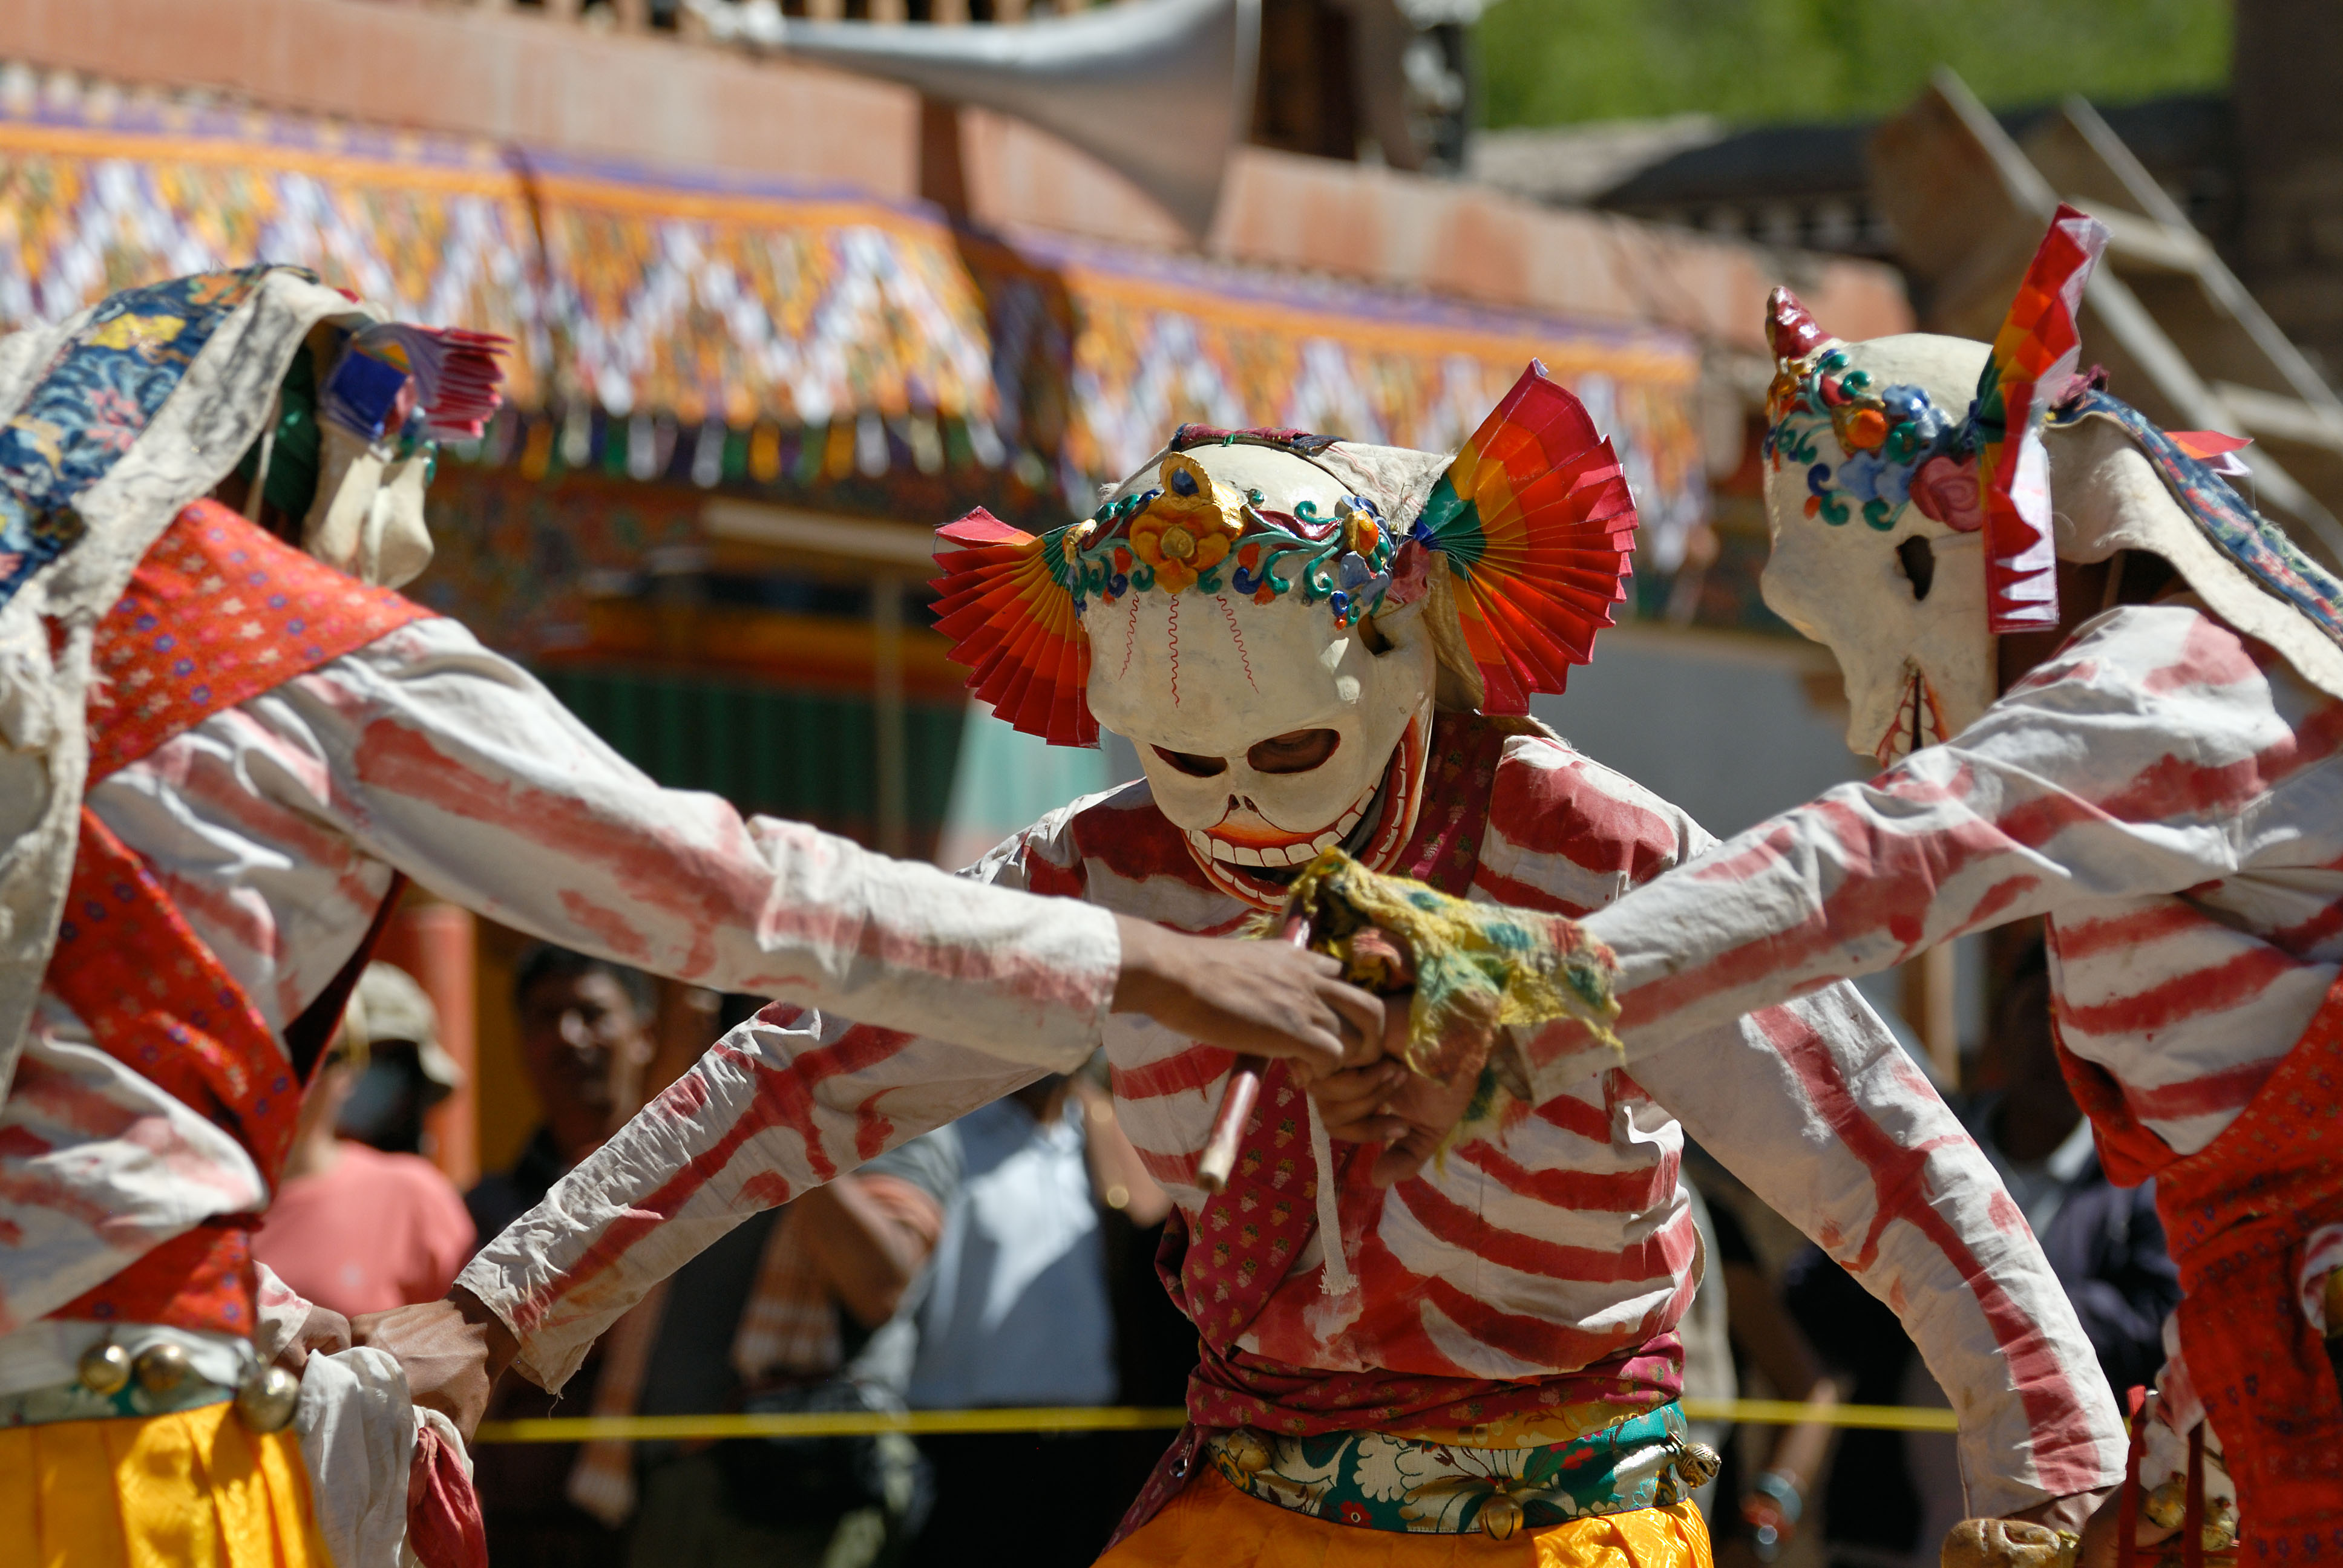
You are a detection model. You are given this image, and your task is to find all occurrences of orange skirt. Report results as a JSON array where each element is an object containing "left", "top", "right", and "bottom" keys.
[
  {"left": 1100, "top": 1465, "right": 1713, "bottom": 1568},
  {"left": 0, "top": 1400, "right": 329, "bottom": 1567}
]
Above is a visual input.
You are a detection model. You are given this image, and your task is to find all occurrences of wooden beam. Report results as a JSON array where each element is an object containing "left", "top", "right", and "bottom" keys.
[
  {"left": 2075, "top": 203, "right": 2208, "bottom": 276},
  {"left": 702, "top": 498, "right": 939, "bottom": 567},
  {"left": 2215, "top": 382, "right": 2343, "bottom": 454},
  {"left": 872, "top": 572, "right": 908, "bottom": 857}
]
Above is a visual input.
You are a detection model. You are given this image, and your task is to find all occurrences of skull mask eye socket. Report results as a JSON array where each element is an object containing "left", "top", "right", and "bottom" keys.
[
  {"left": 1896, "top": 534, "right": 1936, "bottom": 603},
  {"left": 1248, "top": 728, "right": 1342, "bottom": 774},
  {"left": 1153, "top": 746, "right": 1227, "bottom": 777}
]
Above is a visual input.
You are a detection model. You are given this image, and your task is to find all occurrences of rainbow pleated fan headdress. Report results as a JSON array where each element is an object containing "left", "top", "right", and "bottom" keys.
[
  {"left": 1764, "top": 203, "right": 2112, "bottom": 634},
  {"left": 1763, "top": 202, "right": 2343, "bottom": 693},
  {"left": 931, "top": 362, "right": 1639, "bottom": 745}
]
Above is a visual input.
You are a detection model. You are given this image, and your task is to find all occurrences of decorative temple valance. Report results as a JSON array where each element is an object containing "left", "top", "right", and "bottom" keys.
[
  {"left": 0, "top": 101, "right": 542, "bottom": 405},
  {"left": 977, "top": 230, "right": 1705, "bottom": 550},
  {"left": 1, "top": 89, "right": 1700, "bottom": 496},
  {"left": 0, "top": 82, "right": 1713, "bottom": 650},
  {"left": 524, "top": 155, "right": 1001, "bottom": 430}
]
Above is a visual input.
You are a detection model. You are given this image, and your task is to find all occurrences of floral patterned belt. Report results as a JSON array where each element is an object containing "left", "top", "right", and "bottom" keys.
[{"left": 1204, "top": 1403, "right": 1717, "bottom": 1540}]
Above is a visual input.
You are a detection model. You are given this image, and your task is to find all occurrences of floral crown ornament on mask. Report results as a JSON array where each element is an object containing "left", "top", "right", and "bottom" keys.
[
  {"left": 1763, "top": 203, "right": 2111, "bottom": 635},
  {"left": 1060, "top": 449, "right": 1400, "bottom": 621},
  {"left": 929, "top": 361, "right": 1639, "bottom": 746}
]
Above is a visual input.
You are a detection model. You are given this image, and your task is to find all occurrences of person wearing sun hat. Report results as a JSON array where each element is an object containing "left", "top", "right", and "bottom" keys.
[
  {"left": 419, "top": 362, "right": 2121, "bottom": 1563},
  {"left": 255, "top": 965, "right": 477, "bottom": 1321}
]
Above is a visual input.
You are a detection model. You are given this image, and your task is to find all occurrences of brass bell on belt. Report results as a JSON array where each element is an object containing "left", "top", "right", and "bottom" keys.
[
  {"left": 1480, "top": 1491, "right": 1524, "bottom": 1541},
  {"left": 1672, "top": 1439, "right": 1722, "bottom": 1491},
  {"left": 235, "top": 1364, "right": 301, "bottom": 1434},
  {"left": 1222, "top": 1429, "right": 1273, "bottom": 1474},
  {"left": 76, "top": 1340, "right": 133, "bottom": 1397},
  {"left": 133, "top": 1341, "right": 192, "bottom": 1396}
]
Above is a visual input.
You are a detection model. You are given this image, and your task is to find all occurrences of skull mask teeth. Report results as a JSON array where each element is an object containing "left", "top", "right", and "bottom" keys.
[
  {"left": 1875, "top": 661, "right": 1950, "bottom": 768},
  {"left": 1182, "top": 778, "right": 1379, "bottom": 869}
]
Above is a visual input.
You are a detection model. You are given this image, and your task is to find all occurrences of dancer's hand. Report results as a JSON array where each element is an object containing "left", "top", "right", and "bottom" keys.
[
  {"left": 270, "top": 1301, "right": 353, "bottom": 1375},
  {"left": 1112, "top": 915, "right": 1384, "bottom": 1079},
  {"left": 1305, "top": 993, "right": 1481, "bottom": 1186},
  {"left": 1341, "top": 1063, "right": 1481, "bottom": 1186},
  {"left": 351, "top": 1287, "right": 518, "bottom": 1443},
  {"left": 2013, "top": 1488, "right": 2108, "bottom": 1536},
  {"left": 1311, "top": 1059, "right": 1414, "bottom": 1146},
  {"left": 2068, "top": 1486, "right": 2156, "bottom": 1568}
]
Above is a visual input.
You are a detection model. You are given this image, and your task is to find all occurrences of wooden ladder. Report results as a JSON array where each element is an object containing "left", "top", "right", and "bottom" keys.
[{"left": 1872, "top": 69, "right": 2343, "bottom": 566}]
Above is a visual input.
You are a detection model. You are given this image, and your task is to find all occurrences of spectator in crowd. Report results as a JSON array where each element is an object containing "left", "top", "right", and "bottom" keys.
[
  {"left": 608, "top": 1106, "right": 958, "bottom": 1568},
  {"left": 254, "top": 962, "right": 476, "bottom": 1318},
  {"left": 1677, "top": 1179, "right": 1737, "bottom": 1513},
  {"left": 1684, "top": 1165, "right": 1841, "bottom": 1568},
  {"left": 468, "top": 969, "right": 962, "bottom": 1568},
  {"left": 335, "top": 970, "right": 465, "bottom": 1160},
  {"left": 1783, "top": 1244, "right": 1957, "bottom": 1568},
  {"left": 465, "top": 945, "right": 664, "bottom": 1568},
  {"left": 466, "top": 946, "right": 660, "bottom": 1244},
  {"left": 906, "top": 1065, "right": 1171, "bottom": 1566}
]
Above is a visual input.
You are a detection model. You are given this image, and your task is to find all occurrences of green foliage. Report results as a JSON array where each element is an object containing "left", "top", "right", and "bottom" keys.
[{"left": 1475, "top": 0, "right": 2232, "bottom": 129}]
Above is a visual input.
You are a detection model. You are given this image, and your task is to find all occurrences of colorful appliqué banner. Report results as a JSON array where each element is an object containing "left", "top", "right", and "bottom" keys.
[{"left": 0, "top": 79, "right": 1710, "bottom": 647}]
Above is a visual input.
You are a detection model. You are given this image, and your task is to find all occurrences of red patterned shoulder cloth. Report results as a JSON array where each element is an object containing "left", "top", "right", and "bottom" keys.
[
  {"left": 2057, "top": 978, "right": 2343, "bottom": 1557},
  {"left": 43, "top": 500, "right": 430, "bottom": 1335}
]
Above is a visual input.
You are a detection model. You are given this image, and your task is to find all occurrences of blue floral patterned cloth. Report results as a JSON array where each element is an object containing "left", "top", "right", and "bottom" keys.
[
  {"left": 1205, "top": 1403, "right": 1696, "bottom": 1534},
  {"left": 0, "top": 267, "right": 275, "bottom": 613},
  {"left": 2050, "top": 390, "right": 2343, "bottom": 643}
]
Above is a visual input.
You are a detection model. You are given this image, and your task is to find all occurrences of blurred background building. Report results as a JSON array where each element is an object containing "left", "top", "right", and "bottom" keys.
[{"left": 1, "top": 0, "right": 2325, "bottom": 1189}]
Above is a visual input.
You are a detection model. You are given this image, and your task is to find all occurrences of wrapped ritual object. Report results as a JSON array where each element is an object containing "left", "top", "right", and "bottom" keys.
[{"left": 1276, "top": 848, "right": 1621, "bottom": 1120}]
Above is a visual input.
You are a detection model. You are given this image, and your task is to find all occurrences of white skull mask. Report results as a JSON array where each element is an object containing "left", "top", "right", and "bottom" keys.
[
  {"left": 1079, "top": 443, "right": 1437, "bottom": 906},
  {"left": 1760, "top": 329, "right": 1998, "bottom": 766}
]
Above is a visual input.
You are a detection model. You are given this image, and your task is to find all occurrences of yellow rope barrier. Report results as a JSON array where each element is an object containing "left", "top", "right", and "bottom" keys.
[
  {"left": 473, "top": 1399, "right": 1958, "bottom": 1443},
  {"left": 1682, "top": 1398, "right": 1957, "bottom": 1433}
]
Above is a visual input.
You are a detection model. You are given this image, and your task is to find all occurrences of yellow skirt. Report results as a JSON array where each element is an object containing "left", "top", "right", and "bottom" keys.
[
  {"left": 0, "top": 1400, "right": 330, "bottom": 1568},
  {"left": 1101, "top": 1466, "right": 1713, "bottom": 1568}
]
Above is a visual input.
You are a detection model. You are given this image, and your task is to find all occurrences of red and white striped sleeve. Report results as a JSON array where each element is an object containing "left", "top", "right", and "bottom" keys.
[
  {"left": 1486, "top": 738, "right": 2126, "bottom": 1512},
  {"left": 255, "top": 618, "right": 1124, "bottom": 1068},
  {"left": 1631, "top": 995, "right": 2126, "bottom": 1511},
  {"left": 1544, "top": 604, "right": 2342, "bottom": 1085},
  {"left": 457, "top": 799, "right": 1101, "bottom": 1391}
]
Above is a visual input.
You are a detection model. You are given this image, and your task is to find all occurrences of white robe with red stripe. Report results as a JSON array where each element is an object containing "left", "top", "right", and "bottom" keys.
[
  {"left": 2, "top": 615, "right": 1121, "bottom": 1333},
  {"left": 1547, "top": 602, "right": 2343, "bottom": 1161},
  {"left": 461, "top": 715, "right": 2126, "bottom": 1518}
]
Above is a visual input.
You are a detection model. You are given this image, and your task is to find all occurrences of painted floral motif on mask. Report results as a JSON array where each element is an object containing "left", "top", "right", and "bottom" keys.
[
  {"left": 1763, "top": 345, "right": 1973, "bottom": 532},
  {"left": 1124, "top": 454, "right": 1244, "bottom": 593},
  {"left": 1056, "top": 452, "right": 1399, "bottom": 624},
  {"left": 1909, "top": 454, "right": 1985, "bottom": 531}
]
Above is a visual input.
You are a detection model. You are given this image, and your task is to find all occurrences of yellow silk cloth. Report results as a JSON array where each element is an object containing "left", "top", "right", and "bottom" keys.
[
  {"left": 0, "top": 1400, "right": 329, "bottom": 1567},
  {"left": 1103, "top": 1466, "right": 1712, "bottom": 1568}
]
